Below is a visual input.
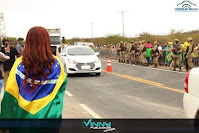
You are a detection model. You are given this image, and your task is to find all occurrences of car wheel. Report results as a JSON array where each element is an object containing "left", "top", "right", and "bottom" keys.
[
  {"left": 64, "top": 64, "right": 67, "bottom": 72},
  {"left": 194, "top": 109, "right": 199, "bottom": 131},
  {"left": 196, "top": 110, "right": 199, "bottom": 119},
  {"left": 95, "top": 73, "right": 101, "bottom": 76}
]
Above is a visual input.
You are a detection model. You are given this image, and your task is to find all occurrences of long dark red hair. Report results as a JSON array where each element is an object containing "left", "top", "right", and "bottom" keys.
[{"left": 22, "top": 26, "right": 55, "bottom": 91}]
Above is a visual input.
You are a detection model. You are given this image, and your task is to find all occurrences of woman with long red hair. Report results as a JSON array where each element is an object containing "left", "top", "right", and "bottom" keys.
[{"left": 0, "top": 26, "right": 67, "bottom": 132}]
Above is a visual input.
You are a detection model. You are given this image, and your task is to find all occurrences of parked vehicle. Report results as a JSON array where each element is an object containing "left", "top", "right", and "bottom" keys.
[
  {"left": 47, "top": 28, "right": 61, "bottom": 56},
  {"left": 183, "top": 68, "right": 199, "bottom": 118},
  {"left": 60, "top": 46, "right": 101, "bottom": 76}
]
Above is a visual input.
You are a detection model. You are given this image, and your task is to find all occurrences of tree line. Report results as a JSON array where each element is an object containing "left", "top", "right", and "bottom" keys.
[{"left": 65, "top": 30, "right": 199, "bottom": 46}]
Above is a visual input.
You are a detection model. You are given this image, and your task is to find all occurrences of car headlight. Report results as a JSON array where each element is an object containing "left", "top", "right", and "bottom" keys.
[
  {"left": 94, "top": 58, "right": 100, "bottom": 63},
  {"left": 68, "top": 59, "right": 76, "bottom": 64}
]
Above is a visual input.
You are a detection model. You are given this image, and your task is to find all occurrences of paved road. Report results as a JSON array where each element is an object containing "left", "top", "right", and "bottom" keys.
[{"left": 63, "top": 59, "right": 186, "bottom": 118}]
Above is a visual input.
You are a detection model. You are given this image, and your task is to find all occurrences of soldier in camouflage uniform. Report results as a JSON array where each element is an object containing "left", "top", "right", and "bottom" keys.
[
  {"left": 172, "top": 39, "right": 183, "bottom": 71},
  {"left": 118, "top": 41, "right": 123, "bottom": 62},
  {"left": 139, "top": 40, "right": 147, "bottom": 66},
  {"left": 186, "top": 38, "right": 195, "bottom": 71},
  {"left": 125, "top": 42, "right": 132, "bottom": 63},
  {"left": 130, "top": 41, "right": 136, "bottom": 64},
  {"left": 151, "top": 41, "right": 159, "bottom": 68},
  {"left": 118, "top": 41, "right": 126, "bottom": 63},
  {"left": 122, "top": 42, "right": 127, "bottom": 63},
  {"left": 135, "top": 42, "right": 141, "bottom": 65}
]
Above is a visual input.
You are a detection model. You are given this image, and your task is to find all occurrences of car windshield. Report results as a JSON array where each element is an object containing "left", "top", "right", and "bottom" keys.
[{"left": 68, "top": 47, "right": 95, "bottom": 55}]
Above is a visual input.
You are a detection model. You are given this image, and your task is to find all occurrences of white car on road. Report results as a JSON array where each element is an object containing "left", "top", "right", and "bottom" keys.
[
  {"left": 183, "top": 68, "right": 199, "bottom": 118},
  {"left": 60, "top": 46, "right": 101, "bottom": 76}
]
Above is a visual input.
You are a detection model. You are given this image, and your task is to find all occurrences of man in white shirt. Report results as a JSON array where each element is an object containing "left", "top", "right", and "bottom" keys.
[
  {"left": 15, "top": 37, "right": 24, "bottom": 56},
  {"left": 58, "top": 44, "right": 66, "bottom": 53},
  {"left": 158, "top": 44, "right": 163, "bottom": 65},
  {"left": 158, "top": 45, "right": 162, "bottom": 52}
]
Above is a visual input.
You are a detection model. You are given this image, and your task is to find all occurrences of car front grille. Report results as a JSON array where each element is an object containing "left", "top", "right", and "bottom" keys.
[{"left": 76, "top": 62, "right": 95, "bottom": 70}]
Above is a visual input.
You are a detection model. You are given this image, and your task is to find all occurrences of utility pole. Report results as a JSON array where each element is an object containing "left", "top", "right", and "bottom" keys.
[
  {"left": 118, "top": 11, "right": 127, "bottom": 37},
  {"left": 91, "top": 22, "right": 93, "bottom": 42}
]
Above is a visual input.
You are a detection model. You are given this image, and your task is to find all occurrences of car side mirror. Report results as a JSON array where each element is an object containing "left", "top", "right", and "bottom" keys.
[{"left": 95, "top": 52, "right": 100, "bottom": 56}]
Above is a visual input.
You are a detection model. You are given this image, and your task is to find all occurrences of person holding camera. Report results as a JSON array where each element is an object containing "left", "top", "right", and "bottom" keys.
[
  {"left": 0, "top": 39, "right": 10, "bottom": 93},
  {"left": 1, "top": 39, "right": 20, "bottom": 89}
]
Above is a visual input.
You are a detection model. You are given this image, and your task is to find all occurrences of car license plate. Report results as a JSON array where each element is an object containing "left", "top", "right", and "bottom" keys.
[{"left": 81, "top": 65, "right": 91, "bottom": 69}]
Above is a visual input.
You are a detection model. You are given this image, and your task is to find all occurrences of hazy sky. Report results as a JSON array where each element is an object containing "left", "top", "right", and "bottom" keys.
[{"left": 0, "top": 0, "right": 199, "bottom": 39}]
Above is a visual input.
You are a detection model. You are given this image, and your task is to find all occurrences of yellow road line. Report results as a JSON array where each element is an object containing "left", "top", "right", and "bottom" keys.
[
  {"left": 102, "top": 69, "right": 184, "bottom": 94},
  {"left": 102, "top": 69, "right": 162, "bottom": 85},
  {"left": 160, "top": 86, "right": 184, "bottom": 94}
]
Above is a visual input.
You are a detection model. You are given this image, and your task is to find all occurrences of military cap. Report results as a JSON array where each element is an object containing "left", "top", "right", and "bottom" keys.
[
  {"left": 175, "top": 39, "right": 179, "bottom": 42},
  {"left": 142, "top": 40, "right": 145, "bottom": 43},
  {"left": 188, "top": 37, "right": 192, "bottom": 41}
]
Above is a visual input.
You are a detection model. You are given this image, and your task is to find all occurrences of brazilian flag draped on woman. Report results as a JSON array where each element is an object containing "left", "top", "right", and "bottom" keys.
[
  {"left": 0, "top": 26, "right": 67, "bottom": 133},
  {"left": 0, "top": 56, "right": 67, "bottom": 132},
  {"left": 0, "top": 56, "right": 67, "bottom": 119}
]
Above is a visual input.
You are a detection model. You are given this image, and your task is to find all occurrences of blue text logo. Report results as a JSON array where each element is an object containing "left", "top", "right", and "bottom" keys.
[{"left": 174, "top": 0, "right": 198, "bottom": 12}]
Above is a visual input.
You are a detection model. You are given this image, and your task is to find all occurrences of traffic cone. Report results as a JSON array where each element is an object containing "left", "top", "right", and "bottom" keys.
[{"left": 107, "top": 58, "right": 112, "bottom": 72}]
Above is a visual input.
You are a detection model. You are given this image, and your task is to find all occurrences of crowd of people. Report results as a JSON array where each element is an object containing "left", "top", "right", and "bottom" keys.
[{"left": 94, "top": 37, "right": 199, "bottom": 72}]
